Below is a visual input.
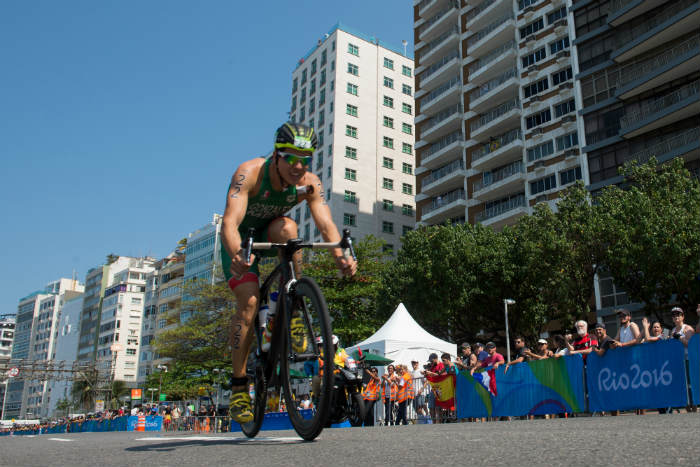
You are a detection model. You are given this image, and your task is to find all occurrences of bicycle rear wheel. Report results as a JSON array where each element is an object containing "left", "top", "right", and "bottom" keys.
[{"left": 281, "top": 277, "right": 333, "bottom": 441}]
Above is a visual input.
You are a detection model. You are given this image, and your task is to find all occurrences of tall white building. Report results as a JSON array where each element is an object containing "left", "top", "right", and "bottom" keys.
[
  {"left": 288, "top": 23, "right": 416, "bottom": 253},
  {"left": 0, "top": 314, "right": 16, "bottom": 419},
  {"left": 46, "top": 295, "right": 83, "bottom": 417}
]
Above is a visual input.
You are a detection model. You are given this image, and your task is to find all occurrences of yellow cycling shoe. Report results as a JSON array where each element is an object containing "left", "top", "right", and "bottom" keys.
[{"left": 229, "top": 391, "right": 254, "bottom": 424}]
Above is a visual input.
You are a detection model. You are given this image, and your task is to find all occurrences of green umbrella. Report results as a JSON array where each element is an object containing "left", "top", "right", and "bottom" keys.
[{"left": 351, "top": 350, "right": 393, "bottom": 365}]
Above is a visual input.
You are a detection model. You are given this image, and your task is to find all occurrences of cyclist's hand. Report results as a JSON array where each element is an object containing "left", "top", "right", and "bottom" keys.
[
  {"left": 335, "top": 255, "right": 357, "bottom": 277},
  {"left": 231, "top": 249, "right": 255, "bottom": 279}
]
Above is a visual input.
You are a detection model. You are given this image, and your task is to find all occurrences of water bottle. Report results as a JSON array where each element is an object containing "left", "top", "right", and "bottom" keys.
[
  {"left": 258, "top": 304, "right": 269, "bottom": 330},
  {"left": 261, "top": 292, "right": 279, "bottom": 352}
]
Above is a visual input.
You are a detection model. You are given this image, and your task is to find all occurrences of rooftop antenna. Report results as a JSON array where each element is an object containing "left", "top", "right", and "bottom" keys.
[{"left": 402, "top": 40, "right": 408, "bottom": 56}]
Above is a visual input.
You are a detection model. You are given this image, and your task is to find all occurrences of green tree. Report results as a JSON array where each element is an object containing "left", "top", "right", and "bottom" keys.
[
  {"left": 109, "top": 380, "right": 130, "bottom": 408},
  {"left": 55, "top": 398, "right": 72, "bottom": 417},
  {"left": 303, "top": 235, "right": 392, "bottom": 345},
  {"left": 71, "top": 379, "right": 96, "bottom": 411},
  {"left": 597, "top": 157, "right": 700, "bottom": 321}
]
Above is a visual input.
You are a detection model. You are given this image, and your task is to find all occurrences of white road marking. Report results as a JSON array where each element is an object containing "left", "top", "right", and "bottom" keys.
[
  {"left": 135, "top": 435, "right": 303, "bottom": 443},
  {"left": 48, "top": 438, "right": 74, "bottom": 442}
]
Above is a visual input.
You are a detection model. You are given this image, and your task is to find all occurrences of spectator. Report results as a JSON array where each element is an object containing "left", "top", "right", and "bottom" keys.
[
  {"left": 526, "top": 338, "right": 553, "bottom": 360},
  {"left": 566, "top": 320, "right": 598, "bottom": 357},
  {"left": 410, "top": 360, "right": 425, "bottom": 414},
  {"left": 552, "top": 335, "right": 569, "bottom": 357},
  {"left": 441, "top": 353, "right": 457, "bottom": 374},
  {"left": 362, "top": 367, "right": 381, "bottom": 426},
  {"left": 480, "top": 342, "right": 505, "bottom": 369},
  {"left": 415, "top": 404, "right": 432, "bottom": 424},
  {"left": 381, "top": 364, "right": 399, "bottom": 425},
  {"left": 395, "top": 365, "right": 413, "bottom": 425},
  {"left": 505, "top": 336, "right": 529, "bottom": 371},
  {"left": 421, "top": 353, "right": 445, "bottom": 423},
  {"left": 474, "top": 342, "right": 488, "bottom": 363},
  {"left": 455, "top": 343, "right": 472, "bottom": 370},
  {"left": 670, "top": 307, "right": 695, "bottom": 347},
  {"left": 614, "top": 309, "right": 640, "bottom": 347},
  {"left": 593, "top": 322, "right": 619, "bottom": 357},
  {"left": 640, "top": 317, "right": 666, "bottom": 343}
]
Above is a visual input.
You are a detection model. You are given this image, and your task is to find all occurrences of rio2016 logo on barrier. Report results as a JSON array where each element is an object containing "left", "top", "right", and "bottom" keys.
[{"left": 598, "top": 361, "right": 673, "bottom": 392}]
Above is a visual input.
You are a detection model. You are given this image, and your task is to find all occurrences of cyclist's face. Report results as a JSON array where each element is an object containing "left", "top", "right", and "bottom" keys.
[{"left": 277, "top": 148, "right": 312, "bottom": 185}]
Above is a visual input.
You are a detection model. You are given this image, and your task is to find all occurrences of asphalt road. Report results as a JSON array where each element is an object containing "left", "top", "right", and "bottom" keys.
[{"left": 1, "top": 413, "right": 698, "bottom": 467}]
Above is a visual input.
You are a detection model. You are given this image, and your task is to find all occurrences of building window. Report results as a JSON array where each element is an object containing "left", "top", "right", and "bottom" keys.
[
  {"left": 345, "top": 168, "right": 357, "bottom": 181},
  {"left": 347, "top": 83, "right": 358, "bottom": 96},
  {"left": 402, "top": 204, "right": 414, "bottom": 216},
  {"left": 292, "top": 77, "right": 298, "bottom": 93},
  {"left": 547, "top": 6, "right": 566, "bottom": 24},
  {"left": 383, "top": 244, "right": 394, "bottom": 255},
  {"left": 383, "top": 157, "right": 394, "bottom": 169},
  {"left": 402, "top": 183, "right": 413, "bottom": 195},
  {"left": 309, "top": 79, "right": 316, "bottom": 95},
  {"left": 291, "top": 95, "right": 297, "bottom": 111},
  {"left": 550, "top": 37, "right": 570, "bottom": 55},
  {"left": 402, "top": 162, "right": 413, "bottom": 174},
  {"left": 347, "top": 63, "right": 359, "bottom": 76},
  {"left": 402, "top": 143, "right": 413, "bottom": 155},
  {"left": 383, "top": 116, "right": 394, "bottom": 128},
  {"left": 556, "top": 132, "right": 579, "bottom": 151},
  {"left": 308, "top": 98, "right": 315, "bottom": 114},
  {"left": 301, "top": 69, "right": 307, "bottom": 85},
  {"left": 522, "top": 48, "right": 546, "bottom": 67},
  {"left": 318, "top": 110, "right": 325, "bottom": 126},
  {"left": 402, "top": 65, "right": 412, "bottom": 77},
  {"left": 343, "top": 213, "right": 357, "bottom": 226},
  {"left": 382, "top": 199, "right": 394, "bottom": 211},
  {"left": 315, "top": 151, "right": 324, "bottom": 170},
  {"left": 346, "top": 104, "right": 358, "bottom": 117},
  {"left": 523, "top": 77, "right": 549, "bottom": 98},
  {"left": 525, "top": 108, "right": 552, "bottom": 129},
  {"left": 383, "top": 57, "right": 394, "bottom": 69},
  {"left": 346, "top": 125, "right": 358, "bottom": 138},
  {"left": 311, "top": 59, "right": 317, "bottom": 75},
  {"left": 300, "top": 88, "right": 306, "bottom": 103},
  {"left": 300, "top": 107, "right": 305, "bottom": 122},
  {"left": 304, "top": 224, "right": 310, "bottom": 241},
  {"left": 530, "top": 174, "right": 556, "bottom": 195},
  {"left": 402, "top": 84, "right": 412, "bottom": 96},
  {"left": 320, "top": 69, "right": 326, "bottom": 86},
  {"left": 382, "top": 221, "right": 394, "bottom": 234},
  {"left": 345, "top": 146, "right": 357, "bottom": 160},
  {"left": 344, "top": 190, "right": 357, "bottom": 203},
  {"left": 383, "top": 96, "right": 394, "bottom": 108},
  {"left": 527, "top": 140, "right": 555, "bottom": 162},
  {"left": 327, "top": 165, "right": 332, "bottom": 178},
  {"left": 552, "top": 67, "right": 573, "bottom": 86},
  {"left": 560, "top": 166, "right": 582, "bottom": 185},
  {"left": 319, "top": 88, "right": 325, "bottom": 105},
  {"left": 554, "top": 99, "right": 576, "bottom": 118},
  {"left": 348, "top": 43, "right": 359, "bottom": 56},
  {"left": 402, "top": 123, "right": 412, "bottom": 135},
  {"left": 383, "top": 178, "right": 394, "bottom": 190},
  {"left": 383, "top": 137, "right": 394, "bottom": 149},
  {"left": 519, "top": 18, "right": 544, "bottom": 39},
  {"left": 304, "top": 204, "right": 311, "bottom": 220},
  {"left": 321, "top": 49, "right": 327, "bottom": 65},
  {"left": 383, "top": 76, "right": 394, "bottom": 89}
]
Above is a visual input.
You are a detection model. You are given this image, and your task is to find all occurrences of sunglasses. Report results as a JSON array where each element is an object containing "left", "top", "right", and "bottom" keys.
[{"left": 279, "top": 152, "right": 312, "bottom": 167}]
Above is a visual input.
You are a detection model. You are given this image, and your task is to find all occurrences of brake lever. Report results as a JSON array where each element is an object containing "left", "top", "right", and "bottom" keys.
[
  {"left": 243, "top": 228, "right": 255, "bottom": 264},
  {"left": 341, "top": 229, "right": 357, "bottom": 262}
]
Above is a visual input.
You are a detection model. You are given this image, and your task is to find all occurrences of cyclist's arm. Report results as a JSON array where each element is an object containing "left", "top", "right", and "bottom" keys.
[{"left": 221, "top": 160, "right": 258, "bottom": 261}]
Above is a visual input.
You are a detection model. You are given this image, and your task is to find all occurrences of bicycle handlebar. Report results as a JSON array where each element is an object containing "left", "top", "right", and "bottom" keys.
[{"left": 242, "top": 228, "right": 357, "bottom": 262}]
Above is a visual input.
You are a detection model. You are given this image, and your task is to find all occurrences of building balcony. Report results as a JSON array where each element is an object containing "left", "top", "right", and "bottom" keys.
[
  {"left": 469, "top": 68, "right": 518, "bottom": 112},
  {"left": 619, "top": 80, "right": 700, "bottom": 138},
  {"left": 470, "top": 98, "right": 521, "bottom": 139},
  {"left": 467, "top": 40, "right": 517, "bottom": 85},
  {"left": 612, "top": 0, "right": 700, "bottom": 63},
  {"left": 472, "top": 161, "right": 526, "bottom": 201},
  {"left": 466, "top": 0, "right": 511, "bottom": 29},
  {"left": 421, "top": 103, "right": 463, "bottom": 140},
  {"left": 418, "top": 49, "right": 461, "bottom": 93},
  {"left": 416, "top": 25, "right": 460, "bottom": 68},
  {"left": 420, "top": 129, "right": 464, "bottom": 169},
  {"left": 617, "top": 34, "right": 700, "bottom": 100},
  {"left": 465, "top": 13, "right": 516, "bottom": 59},
  {"left": 419, "top": 75, "right": 461, "bottom": 114},
  {"left": 626, "top": 126, "right": 700, "bottom": 165},
  {"left": 421, "top": 189, "right": 467, "bottom": 224},
  {"left": 608, "top": 0, "right": 667, "bottom": 27},
  {"left": 471, "top": 128, "right": 523, "bottom": 170},
  {"left": 474, "top": 193, "right": 527, "bottom": 229},
  {"left": 418, "top": 0, "right": 449, "bottom": 19},
  {"left": 418, "top": 4, "right": 459, "bottom": 43},
  {"left": 421, "top": 158, "right": 466, "bottom": 196}
]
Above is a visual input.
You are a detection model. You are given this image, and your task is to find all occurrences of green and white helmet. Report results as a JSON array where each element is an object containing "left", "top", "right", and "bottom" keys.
[{"left": 274, "top": 122, "right": 318, "bottom": 153}]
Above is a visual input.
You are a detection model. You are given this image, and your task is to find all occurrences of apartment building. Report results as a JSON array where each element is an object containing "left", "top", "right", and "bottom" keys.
[
  {"left": 46, "top": 295, "right": 83, "bottom": 417},
  {"left": 288, "top": 23, "right": 416, "bottom": 253},
  {"left": 414, "top": 0, "right": 586, "bottom": 229},
  {"left": 0, "top": 314, "right": 15, "bottom": 419},
  {"left": 570, "top": 0, "right": 699, "bottom": 322}
]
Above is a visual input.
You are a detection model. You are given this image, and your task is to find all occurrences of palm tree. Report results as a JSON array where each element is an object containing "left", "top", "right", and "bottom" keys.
[
  {"left": 71, "top": 380, "right": 96, "bottom": 412},
  {"left": 55, "top": 398, "right": 72, "bottom": 418},
  {"left": 110, "top": 380, "right": 130, "bottom": 408}
]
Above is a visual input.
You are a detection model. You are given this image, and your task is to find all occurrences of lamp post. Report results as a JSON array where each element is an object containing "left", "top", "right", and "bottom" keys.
[
  {"left": 109, "top": 343, "right": 123, "bottom": 410},
  {"left": 212, "top": 368, "right": 222, "bottom": 412},
  {"left": 156, "top": 364, "right": 168, "bottom": 401},
  {"left": 503, "top": 299, "right": 516, "bottom": 363},
  {"left": 1, "top": 378, "right": 9, "bottom": 420},
  {"left": 148, "top": 388, "right": 158, "bottom": 404}
]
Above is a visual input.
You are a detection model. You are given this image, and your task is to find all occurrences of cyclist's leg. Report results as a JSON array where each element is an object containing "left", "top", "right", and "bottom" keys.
[{"left": 265, "top": 216, "right": 301, "bottom": 275}]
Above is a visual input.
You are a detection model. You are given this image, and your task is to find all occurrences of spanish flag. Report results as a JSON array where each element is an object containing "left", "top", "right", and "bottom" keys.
[{"left": 427, "top": 374, "right": 455, "bottom": 409}]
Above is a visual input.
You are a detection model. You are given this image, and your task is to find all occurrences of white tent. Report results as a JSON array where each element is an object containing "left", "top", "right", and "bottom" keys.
[{"left": 346, "top": 303, "right": 457, "bottom": 368}]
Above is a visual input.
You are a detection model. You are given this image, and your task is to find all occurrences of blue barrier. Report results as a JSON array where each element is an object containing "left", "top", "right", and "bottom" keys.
[
  {"left": 689, "top": 334, "right": 700, "bottom": 405},
  {"left": 456, "top": 355, "right": 585, "bottom": 418},
  {"left": 229, "top": 409, "right": 313, "bottom": 432},
  {"left": 126, "top": 416, "right": 162, "bottom": 431},
  {"left": 586, "top": 339, "right": 688, "bottom": 412}
]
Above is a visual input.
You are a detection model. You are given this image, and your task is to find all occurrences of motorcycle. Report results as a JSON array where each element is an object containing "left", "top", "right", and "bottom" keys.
[{"left": 325, "top": 357, "right": 365, "bottom": 427}]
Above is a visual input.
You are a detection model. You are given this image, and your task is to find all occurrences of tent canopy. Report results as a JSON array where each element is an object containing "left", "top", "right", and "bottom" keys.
[{"left": 346, "top": 303, "right": 456, "bottom": 369}]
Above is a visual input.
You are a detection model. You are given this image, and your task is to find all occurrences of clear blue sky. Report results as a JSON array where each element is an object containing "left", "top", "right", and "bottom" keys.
[{"left": 0, "top": 1, "right": 414, "bottom": 314}]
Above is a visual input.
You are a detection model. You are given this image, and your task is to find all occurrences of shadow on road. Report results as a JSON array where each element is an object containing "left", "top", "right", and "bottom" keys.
[{"left": 125, "top": 437, "right": 307, "bottom": 452}]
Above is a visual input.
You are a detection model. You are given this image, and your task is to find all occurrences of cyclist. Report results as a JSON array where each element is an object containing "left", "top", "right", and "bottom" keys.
[{"left": 221, "top": 122, "right": 357, "bottom": 423}]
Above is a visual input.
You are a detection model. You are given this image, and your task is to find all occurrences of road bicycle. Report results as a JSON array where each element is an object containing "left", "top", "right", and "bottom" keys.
[{"left": 239, "top": 227, "right": 356, "bottom": 441}]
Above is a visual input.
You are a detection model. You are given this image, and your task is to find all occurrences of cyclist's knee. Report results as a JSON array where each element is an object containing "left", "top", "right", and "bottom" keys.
[{"left": 268, "top": 216, "right": 298, "bottom": 241}]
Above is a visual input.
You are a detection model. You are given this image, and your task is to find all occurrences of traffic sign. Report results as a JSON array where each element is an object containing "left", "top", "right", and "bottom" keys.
[
  {"left": 159, "top": 393, "right": 167, "bottom": 401},
  {"left": 7, "top": 367, "right": 19, "bottom": 378}
]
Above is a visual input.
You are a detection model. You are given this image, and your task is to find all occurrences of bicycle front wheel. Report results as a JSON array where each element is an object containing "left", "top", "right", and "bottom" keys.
[{"left": 281, "top": 277, "right": 333, "bottom": 441}]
